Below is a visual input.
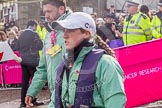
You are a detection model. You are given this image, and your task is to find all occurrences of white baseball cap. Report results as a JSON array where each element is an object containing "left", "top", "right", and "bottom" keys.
[{"left": 55, "top": 12, "right": 96, "bottom": 36}]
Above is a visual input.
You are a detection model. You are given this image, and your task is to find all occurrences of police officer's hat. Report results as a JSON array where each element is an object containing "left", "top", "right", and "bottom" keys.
[
  {"left": 127, "top": 1, "right": 139, "bottom": 7},
  {"left": 106, "top": 13, "right": 115, "bottom": 19},
  {"left": 158, "top": 0, "right": 162, "bottom": 6}
]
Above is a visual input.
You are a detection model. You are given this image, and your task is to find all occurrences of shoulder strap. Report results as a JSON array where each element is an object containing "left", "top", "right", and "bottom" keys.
[
  {"left": 74, "top": 49, "right": 104, "bottom": 108},
  {"left": 55, "top": 61, "right": 65, "bottom": 108}
]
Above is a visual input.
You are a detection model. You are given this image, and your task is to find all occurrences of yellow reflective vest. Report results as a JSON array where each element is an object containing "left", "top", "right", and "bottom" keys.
[
  {"left": 36, "top": 24, "right": 47, "bottom": 41},
  {"left": 151, "top": 15, "right": 162, "bottom": 38},
  {"left": 123, "top": 12, "right": 151, "bottom": 45},
  {"left": 36, "top": 25, "right": 47, "bottom": 56}
]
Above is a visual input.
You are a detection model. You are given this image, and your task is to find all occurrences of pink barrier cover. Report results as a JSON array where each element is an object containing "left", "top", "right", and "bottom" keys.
[
  {"left": 1, "top": 51, "right": 22, "bottom": 84},
  {"left": 0, "top": 64, "right": 2, "bottom": 84},
  {"left": 114, "top": 39, "right": 162, "bottom": 108}
]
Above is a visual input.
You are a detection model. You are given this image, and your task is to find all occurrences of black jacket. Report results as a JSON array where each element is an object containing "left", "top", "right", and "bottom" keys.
[
  {"left": 15, "top": 29, "right": 43, "bottom": 66},
  {"left": 8, "top": 38, "right": 18, "bottom": 51},
  {"left": 97, "top": 23, "right": 117, "bottom": 42}
]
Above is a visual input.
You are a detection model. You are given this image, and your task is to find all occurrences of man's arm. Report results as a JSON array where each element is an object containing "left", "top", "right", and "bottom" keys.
[{"left": 27, "top": 46, "right": 48, "bottom": 97}]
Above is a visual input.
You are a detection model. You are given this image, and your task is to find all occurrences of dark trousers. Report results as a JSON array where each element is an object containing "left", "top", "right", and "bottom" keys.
[{"left": 21, "top": 64, "right": 37, "bottom": 103}]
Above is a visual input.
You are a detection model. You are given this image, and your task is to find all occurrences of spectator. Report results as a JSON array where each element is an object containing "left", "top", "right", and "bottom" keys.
[
  {"left": 0, "top": 31, "right": 7, "bottom": 41},
  {"left": 0, "top": 31, "right": 22, "bottom": 62},
  {"left": 15, "top": 20, "right": 43, "bottom": 108},
  {"left": 11, "top": 26, "right": 19, "bottom": 38},
  {"left": 118, "top": 13, "right": 126, "bottom": 33},
  {"left": 17, "top": 29, "right": 24, "bottom": 38},
  {"left": 7, "top": 30, "right": 18, "bottom": 51},
  {"left": 96, "top": 17, "right": 105, "bottom": 28},
  {"left": 97, "top": 13, "right": 122, "bottom": 47},
  {"left": 91, "top": 12, "right": 97, "bottom": 23}
]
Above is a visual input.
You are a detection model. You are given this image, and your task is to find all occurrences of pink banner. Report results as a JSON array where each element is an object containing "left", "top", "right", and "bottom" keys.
[
  {"left": 0, "top": 64, "right": 2, "bottom": 84},
  {"left": 114, "top": 39, "right": 162, "bottom": 108},
  {"left": 1, "top": 51, "right": 22, "bottom": 84},
  {"left": 0, "top": 40, "right": 162, "bottom": 107}
]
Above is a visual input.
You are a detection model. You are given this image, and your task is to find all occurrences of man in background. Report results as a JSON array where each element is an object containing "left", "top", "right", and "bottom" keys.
[{"left": 25, "top": 0, "right": 72, "bottom": 108}]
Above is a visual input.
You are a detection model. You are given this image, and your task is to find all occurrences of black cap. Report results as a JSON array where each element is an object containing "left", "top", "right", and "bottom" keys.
[
  {"left": 110, "top": 5, "right": 114, "bottom": 7},
  {"left": 106, "top": 13, "right": 115, "bottom": 19},
  {"left": 159, "top": 0, "right": 162, "bottom": 6},
  {"left": 127, "top": 1, "right": 139, "bottom": 7},
  {"left": 140, "top": 5, "right": 149, "bottom": 13}
]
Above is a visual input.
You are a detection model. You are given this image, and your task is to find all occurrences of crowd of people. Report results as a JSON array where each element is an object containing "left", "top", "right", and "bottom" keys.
[
  {"left": 0, "top": 0, "right": 162, "bottom": 108},
  {"left": 92, "top": 0, "right": 162, "bottom": 48}
]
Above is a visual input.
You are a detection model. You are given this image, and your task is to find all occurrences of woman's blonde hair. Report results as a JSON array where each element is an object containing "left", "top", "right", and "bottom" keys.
[{"left": 7, "top": 30, "right": 16, "bottom": 36}]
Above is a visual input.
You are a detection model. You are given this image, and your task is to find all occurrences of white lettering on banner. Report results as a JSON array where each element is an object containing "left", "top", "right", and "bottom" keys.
[
  {"left": 124, "top": 66, "right": 162, "bottom": 80},
  {"left": 139, "top": 67, "right": 161, "bottom": 76},
  {"left": 125, "top": 72, "right": 138, "bottom": 79},
  {"left": 5, "top": 65, "right": 21, "bottom": 71}
]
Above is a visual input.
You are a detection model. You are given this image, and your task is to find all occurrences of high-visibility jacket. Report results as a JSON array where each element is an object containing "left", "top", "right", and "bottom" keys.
[
  {"left": 151, "top": 15, "right": 162, "bottom": 38},
  {"left": 36, "top": 25, "right": 47, "bottom": 41},
  {"left": 123, "top": 12, "right": 151, "bottom": 45},
  {"left": 36, "top": 25, "right": 47, "bottom": 56}
]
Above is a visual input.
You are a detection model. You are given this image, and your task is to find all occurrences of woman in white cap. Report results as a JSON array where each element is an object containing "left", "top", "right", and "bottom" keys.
[{"left": 52, "top": 12, "right": 126, "bottom": 108}]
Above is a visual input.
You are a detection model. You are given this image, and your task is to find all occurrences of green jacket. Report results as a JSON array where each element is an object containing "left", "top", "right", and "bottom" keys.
[
  {"left": 26, "top": 12, "right": 71, "bottom": 107},
  {"left": 151, "top": 15, "right": 162, "bottom": 38},
  {"left": 123, "top": 12, "right": 151, "bottom": 45},
  {"left": 50, "top": 46, "right": 126, "bottom": 108}
]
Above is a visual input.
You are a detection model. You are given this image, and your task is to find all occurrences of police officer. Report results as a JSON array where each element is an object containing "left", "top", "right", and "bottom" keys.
[
  {"left": 151, "top": 0, "right": 162, "bottom": 39},
  {"left": 53, "top": 12, "right": 126, "bottom": 108},
  {"left": 123, "top": 1, "right": 151, "bottom": 45}
]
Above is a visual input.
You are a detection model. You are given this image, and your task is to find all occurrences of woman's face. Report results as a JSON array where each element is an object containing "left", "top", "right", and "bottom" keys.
[
  {"left": 8, "top": 33, "right": 15, "bottom": 39},
  {"left": 0, "top": 34, "right": 6, "bottom": 41},
  {"left": 159, "top": 6, "right": 162, "bottom": 12},
  {"left": 63, "top": 28, "right": 89, "bottom": 50},
  {"left": 119, "top": 15, "right": 125, "bottom": 24}
]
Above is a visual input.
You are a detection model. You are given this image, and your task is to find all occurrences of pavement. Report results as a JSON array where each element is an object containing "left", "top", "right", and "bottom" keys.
[
  {"left": 0, "top": 88, "right": 50, "bottom": 108},
  {"left": 1, "top": 88, "right": 162, "bottom": 108},
  {"left": 0, "top": 99, "right": 49, "bottom": 108}
]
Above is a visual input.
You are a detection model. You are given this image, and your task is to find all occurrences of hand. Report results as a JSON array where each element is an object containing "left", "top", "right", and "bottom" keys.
[
  {"left": 25, "top": 95, "right": 33, "bottom": 107},
  {"left": 115, "top": 30, "right": 122, "bottom": 38},
  {"left": 16, "top": 57, "right": 22, "bottom": 63},
  {"left": 111, "top": 24, "right": 116, "bottom": 32},
  {"left": 13, "top": 54, "right": 22, "bottom": 63},
  {"left": 106, "top": 38, "right": 110, "bottom": 43}
]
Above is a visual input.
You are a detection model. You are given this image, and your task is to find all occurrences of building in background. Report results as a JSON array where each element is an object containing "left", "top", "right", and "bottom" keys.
[
  {"left": 15, "top": 0, "right": 41, "bottom": 29},
  {"left": 0, "top": 0, "right": 41, "bottom": 29},
  {"left": 67, "top": 0, "right": 107, "bottom": 17},
  {"left": 0, "top": 0, "right": 160, "bottom": 29},
  {"left": 106, "top": 0, "right": 158, "bottom": 12}
]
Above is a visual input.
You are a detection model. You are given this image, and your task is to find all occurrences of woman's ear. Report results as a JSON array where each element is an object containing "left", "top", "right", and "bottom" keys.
[{"left": 84, "top": 31, "right": 91, "bottom": 39}]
